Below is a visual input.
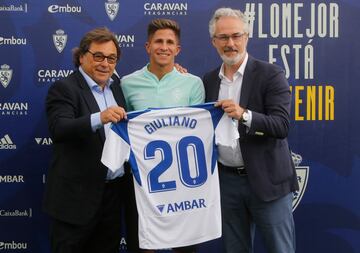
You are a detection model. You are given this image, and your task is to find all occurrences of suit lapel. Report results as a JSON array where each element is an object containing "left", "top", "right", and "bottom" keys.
[
  {"left": 75, "top": 71, "right": 106, "bottom": 142},
  {"left": 238, "top": 56, "right": 257, "bottom": 139},
  {"left": 239, "top": 55, "right": 257, "bottom": 108},
  {"left": 207, "top": 67, "right": 222, "bottom": 102},
  {"left": 110, "top": 74, "right": 126, "bottom": 108}
]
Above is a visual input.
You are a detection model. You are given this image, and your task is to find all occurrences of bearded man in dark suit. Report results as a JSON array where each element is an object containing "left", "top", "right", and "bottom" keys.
[{"left": 203, "top": 8, "right": 299, "bottom": 253}]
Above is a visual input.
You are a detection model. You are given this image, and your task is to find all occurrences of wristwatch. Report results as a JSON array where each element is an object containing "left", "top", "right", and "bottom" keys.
[{"left": 241, "top": 110, "right": 249, "bottom": 123}]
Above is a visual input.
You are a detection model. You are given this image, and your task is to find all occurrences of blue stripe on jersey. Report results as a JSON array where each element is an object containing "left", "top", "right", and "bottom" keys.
[
  {"left": 192, "top": 102, "right": 225, "bottom": 174},
  {"left": 110, "top": 109, "right": 153, "bottom": 186}
]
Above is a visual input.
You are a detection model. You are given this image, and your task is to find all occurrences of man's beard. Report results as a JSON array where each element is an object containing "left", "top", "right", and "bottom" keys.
[{"left": 220, "top": 48, "right": 246, "bottom": 66}]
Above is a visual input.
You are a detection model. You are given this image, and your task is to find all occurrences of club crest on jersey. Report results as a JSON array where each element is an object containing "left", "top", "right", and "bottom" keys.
[
  {"left": 53, "top": 29, "right": 67, "bottom": 53},
  {"left": 0, "top": 64, "right": 12, "bottom": 88},
  {"left": 291, "top": 151, "right": 309, "bottom": 211},
  {"left": 157, "top": 198, "right": 206, "bottom": 214},
  {"left": 105, "top": 0, "right": 119, "bottom": 21}
]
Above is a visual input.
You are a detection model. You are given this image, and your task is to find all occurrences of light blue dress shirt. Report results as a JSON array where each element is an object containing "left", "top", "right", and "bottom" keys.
[{"left": 79, "top": 67, "right": 124, "bottom": 179}]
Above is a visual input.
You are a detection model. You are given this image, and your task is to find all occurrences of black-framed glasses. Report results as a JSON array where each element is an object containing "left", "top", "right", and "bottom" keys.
[
  {"left": 87, "top": 50, "right": 118, "bottom": 64},
  {"left": 213, "top": 32, "right": 247, "bottom": 43}
]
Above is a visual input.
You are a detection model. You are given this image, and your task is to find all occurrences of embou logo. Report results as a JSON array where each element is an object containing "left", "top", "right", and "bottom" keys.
[
  {"left": 105, "top": 0, "right": 119, "bottom": 21},
  {"left": 48, "top": 4, "right": 81, "bottom": 13},
  {"left": 0, "top": 36, "right": 27, "bottom": 45},
  {"left": 0, "top": 64, "right": 12, "bottom": 88},
  {"left": 53, "top": 29, "right": 67, "bottom": 53},
  {"left": 0, "top": 134, "right": 16, "bottom": 149},
  {"left": 0, "top": 241, "right": 27, "bottom": 250},
  {"left": 292, "top": 151, "right": 309, "bottom": 211}
]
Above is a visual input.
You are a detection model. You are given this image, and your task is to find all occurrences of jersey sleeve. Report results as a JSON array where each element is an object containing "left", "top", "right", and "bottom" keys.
[
  {"left": 101, "top": 126, "right": 130, "bottom": 172},
  {"left": 215, "top": 114, "right": 239, "bottom": 148}
]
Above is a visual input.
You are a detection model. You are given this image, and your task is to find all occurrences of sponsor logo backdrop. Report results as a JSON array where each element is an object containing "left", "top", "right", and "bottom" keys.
[{"left": 1, "top": 0, "right": 359, "bottom": 252}]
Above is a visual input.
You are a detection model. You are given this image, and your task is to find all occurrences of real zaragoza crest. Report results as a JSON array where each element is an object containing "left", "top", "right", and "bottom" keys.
[
  {"left": 53, "top": 29, "right": 67, "bottom": 53},
  {"left": 0, "top": 64, "right": 13, "bottom": 88},
  {"left": 291, "top": 151, "right": 309, "bottom": 211},
  {"left": 105, "top": 0, "right": 119, "bottom": 21}
]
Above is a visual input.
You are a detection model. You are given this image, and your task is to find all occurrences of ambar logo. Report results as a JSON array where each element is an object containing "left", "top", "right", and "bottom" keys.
[
  {"left": 0, "top": 134, "right": 16, "bottom": 149},
  {"left": 35, "top": 137, "right": 52, "bottom": 145},
  {"left": 0, "top": 175, "right": 24, "bottom": 183}
]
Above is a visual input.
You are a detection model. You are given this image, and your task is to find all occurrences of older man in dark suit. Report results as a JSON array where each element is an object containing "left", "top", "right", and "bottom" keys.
[
  {"left": 43, "top": 27, "right": 137, "bottom": 253},
  {"left": 203, "top": 8, "right": 299, "bottom": 253}
]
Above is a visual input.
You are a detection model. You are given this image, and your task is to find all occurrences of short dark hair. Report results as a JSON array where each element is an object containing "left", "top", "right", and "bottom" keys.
[
  {"left": 72, "top": 27, "right": 120, "bottom": 67},
  {"left": 147, "top": 19, "right": 181, "bottom": 42}
]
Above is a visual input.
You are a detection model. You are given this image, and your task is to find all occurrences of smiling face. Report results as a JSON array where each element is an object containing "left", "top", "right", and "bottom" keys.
[
  {"left": 212, "top": 16, "right": 249, "bottom": 67},
  {"left": 79, "top": 40, "right": 118, "bottom": 87},
  {"left": 145, "top": 28, "right": 181, "bottom": 71}
]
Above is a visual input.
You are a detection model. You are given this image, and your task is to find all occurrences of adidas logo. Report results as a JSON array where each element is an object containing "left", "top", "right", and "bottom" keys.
[{"left": 0, "top": 134, "right": 16, "bottom": 149}]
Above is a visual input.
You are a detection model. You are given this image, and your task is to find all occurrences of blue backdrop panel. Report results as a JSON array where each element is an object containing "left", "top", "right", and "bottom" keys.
[{"left": 1, "top": 0, "right": 359, "bottom": 252}]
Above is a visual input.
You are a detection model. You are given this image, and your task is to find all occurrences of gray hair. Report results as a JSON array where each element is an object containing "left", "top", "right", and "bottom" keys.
[{"left": 209, "top": 7, "right": 249, "bottom": 37}]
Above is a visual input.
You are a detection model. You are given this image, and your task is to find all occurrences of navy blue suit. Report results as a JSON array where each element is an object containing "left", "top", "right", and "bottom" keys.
[
  {"left": 43, "top": 71, "right": 138, "bottom": 253},
  {"left": 203, "top": 55, "right": 298, "bottom": 253}
]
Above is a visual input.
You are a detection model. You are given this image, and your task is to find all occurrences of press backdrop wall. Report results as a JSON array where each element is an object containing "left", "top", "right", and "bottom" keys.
[{"left": 1, "top": 0, "right": 359, "bottom": 252}]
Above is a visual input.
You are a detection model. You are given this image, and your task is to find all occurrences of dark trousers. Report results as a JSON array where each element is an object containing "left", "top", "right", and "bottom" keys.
[
  {"left": 219, "top": 167, "right": 296, "bottom": 253},
  {"left": 50, "top": 174, "right": 139, "bottom": 253}
]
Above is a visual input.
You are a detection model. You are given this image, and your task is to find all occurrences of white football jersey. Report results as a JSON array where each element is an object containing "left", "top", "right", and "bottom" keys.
[{"left": 101, "top": 103, "right": 239, "bottom": 249}]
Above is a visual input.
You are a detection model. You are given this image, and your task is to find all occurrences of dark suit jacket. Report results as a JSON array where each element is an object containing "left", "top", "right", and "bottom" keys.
[
  {"left": 203, "top": 55, "right": 299, "bottom": 202},
  {"left": 43, "top": 70, "right": 127, "bottom": 225}
]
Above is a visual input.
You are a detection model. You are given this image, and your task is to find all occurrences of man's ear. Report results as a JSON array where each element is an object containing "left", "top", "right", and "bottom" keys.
[
  {"left": 175, "top": 45, "right": 181, "bottom": 56},
  {"left": 145, "top": 42, "right": 150, "bottom": 54},
  {"left": 211, "top": 38, "right": 217, "bottom": 47}
]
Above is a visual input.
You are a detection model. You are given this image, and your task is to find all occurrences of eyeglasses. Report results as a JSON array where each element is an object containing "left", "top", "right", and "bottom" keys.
[
  {"left": 213, "top": 33, "right": 247, "bottom": 43},
  {"left": 87, "top": 50, "right": 118, "bottom": 64}
]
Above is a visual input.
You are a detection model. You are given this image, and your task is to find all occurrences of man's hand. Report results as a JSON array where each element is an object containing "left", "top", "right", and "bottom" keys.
[
  {"left": 100, "top": 106, "right": 127, "bottom": 124},
  {"left": 174, "top": 63, "right": 188, "bottom": 74},
  {"left": 215, "top": 99, "right": 245, "bottom": 120}
]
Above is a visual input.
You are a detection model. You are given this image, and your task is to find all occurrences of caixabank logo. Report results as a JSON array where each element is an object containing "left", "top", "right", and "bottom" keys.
[
  {"left": 0, "top": 3, "right": 28, "bottom": 13},
  {"left": 0, "top": 208, "right": 32, "bottom": 218},
  {"left": 144, "top": 1, "right": 188, "bottom": 16},
  {"left": 292, "top": 151, "right": 309, "bottom": 211}
]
